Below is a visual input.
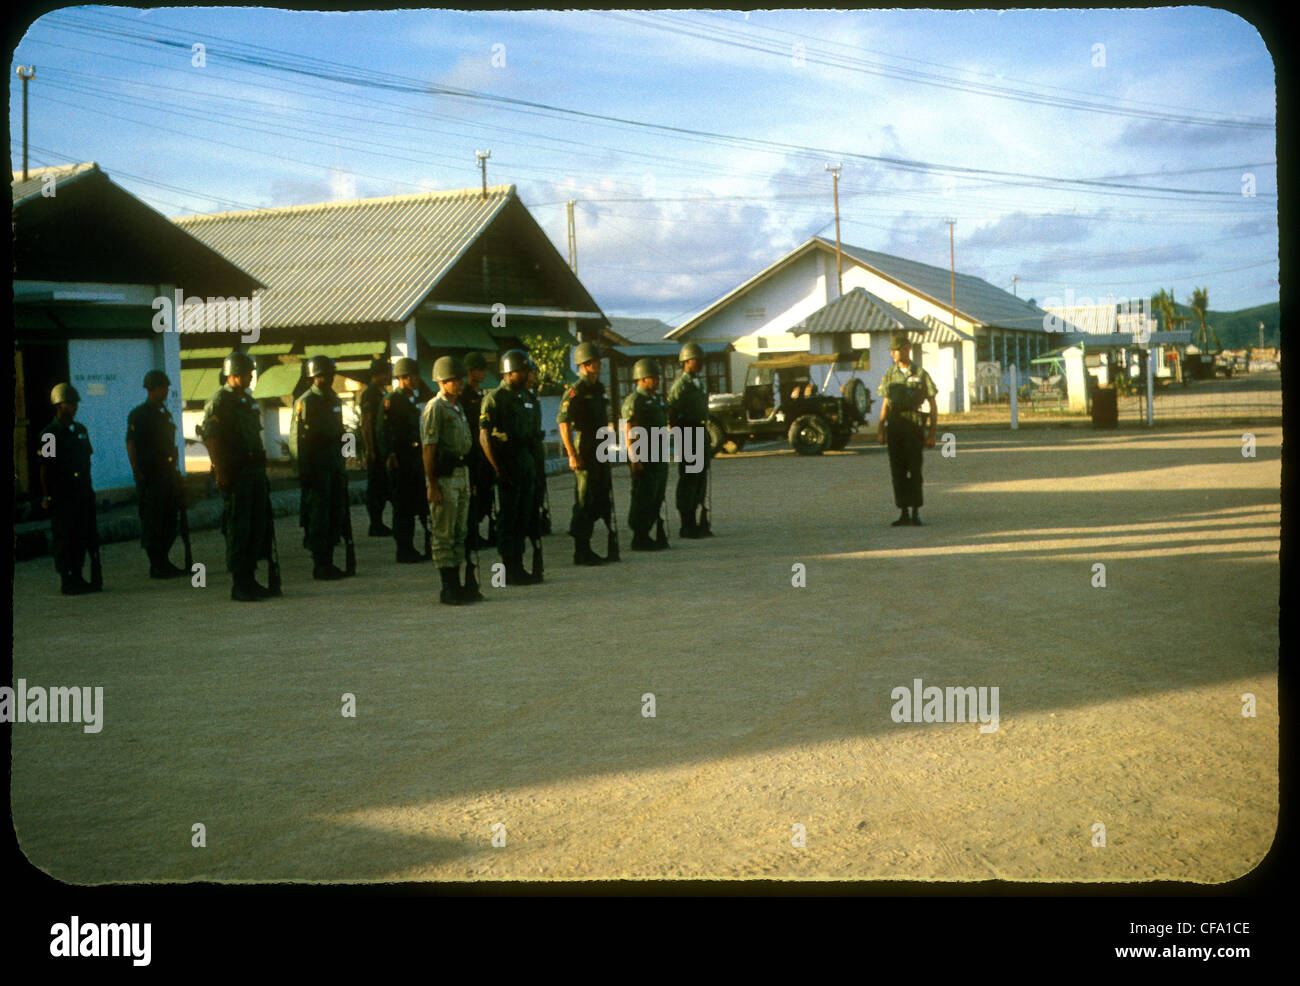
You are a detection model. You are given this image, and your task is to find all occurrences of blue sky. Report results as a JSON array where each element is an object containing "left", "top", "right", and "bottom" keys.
[{"left": 10, "top": 6, "right": 1278, "bottom": 324}]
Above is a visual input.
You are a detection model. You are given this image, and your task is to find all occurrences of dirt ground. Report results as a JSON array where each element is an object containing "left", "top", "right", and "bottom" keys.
[{"left": 10, "top": 424, "right": 1280, "bottom": 884}]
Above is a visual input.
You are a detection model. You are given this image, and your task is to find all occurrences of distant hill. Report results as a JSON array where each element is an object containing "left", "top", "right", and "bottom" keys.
[{"left": 1156, "top": 300, "right": 1280, "bottom": 349}]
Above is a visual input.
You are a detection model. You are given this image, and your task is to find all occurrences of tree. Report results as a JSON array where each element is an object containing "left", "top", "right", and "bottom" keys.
[
  {"left": 1188, "top": 286, "right": 1220, "bottom": 351},
  {"left": 1151, "top": 288, "right": 1180, "bottom": 333},
  {"left": 520, "top": 331, "right": 574, "bottom": 396}
]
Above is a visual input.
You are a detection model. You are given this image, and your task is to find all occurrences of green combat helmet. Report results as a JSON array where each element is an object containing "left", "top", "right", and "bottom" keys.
[
  {"left": 573, "top": 341, "right": 601, "bottom": 366},
  {"left": 50, "top": 382, "right": 80, "bottom": 405},
  {"left": 889, "top": 332, "right": 911, "bottom": 351},
  {"left": 500, "top": 349, "right": 530, "bottom": 375},
  {"left": 433, "top": 356, "right": 464, "bottom": 381},
  {"left": 369, "top": 357, "right": 391, "bottom": 376},
  {"left": 142, "top": 370, "right": 171, "bottom": 389},
  {"left": 305, "top": 355, "right": 336, "bottom": 379},
  {"left": 464, "top": 351, "right": 487, "bottom": 372},
  {"left": 392, "top": 357, "right": 420, "bottom": 378},
  {"left": 222, "top": 350, "right": 255, "bottom": 378},
  {"left": 679, "top": 342, "right": 704, "bottom": 363},
  {"left": 633, "top": 358, "right": 661, "bottom": 381}
]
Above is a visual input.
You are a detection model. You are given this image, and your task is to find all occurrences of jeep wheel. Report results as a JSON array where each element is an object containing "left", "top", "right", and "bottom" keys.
[
  {"left": 842, "top": 378, "right": 870, "bottom": 424},
  {"left": 828, "top": 430, "right": 851, "bottom": 451},
  {"left": 724, "top": 435, "right": 745, "bottom": 454},
  {"left": 706, "top": 421, "right": 728, "bottom": 455},
  {"left": 788, "top": 415, "right": 831, "bottom": 455}
]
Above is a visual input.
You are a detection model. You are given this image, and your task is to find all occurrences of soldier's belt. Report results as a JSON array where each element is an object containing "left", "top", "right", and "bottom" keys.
[{"left": 434, "top": 450, "right": 468, "bottom": 477}]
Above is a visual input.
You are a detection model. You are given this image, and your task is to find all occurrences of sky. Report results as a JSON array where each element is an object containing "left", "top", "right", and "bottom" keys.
[{"left": 9, "top": 5, "right": 1279, "bottom": 325}]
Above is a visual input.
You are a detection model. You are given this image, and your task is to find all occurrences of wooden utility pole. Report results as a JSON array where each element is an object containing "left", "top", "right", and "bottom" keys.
[
  {"left": 16, "top": 66, "right": 34, "bottom": 181},
  {"left": 475, "top": 149, "right": 491, "bottom": 198},
  {"left": 566, "top": 200, "right": 577, "bottom": 274},
  {"left": 946, "top": 218, "right": 957, "bottom": 325},
  {"left": 1011, "top": 275, "right": 1019, "bottom": 298},
  {"left": 826, "top": 162, "right": 843, "bottom": 297}
]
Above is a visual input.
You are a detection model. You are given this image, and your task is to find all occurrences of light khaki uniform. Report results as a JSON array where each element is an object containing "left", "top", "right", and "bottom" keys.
[{"left": 421, "top": 393, "right": 473, "bottom": 567}]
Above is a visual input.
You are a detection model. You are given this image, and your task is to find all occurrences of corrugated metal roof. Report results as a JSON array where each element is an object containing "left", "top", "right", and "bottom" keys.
[
  {"left": 792, "top": 286, "right": 930, "bottom": 336},
  {"left": 920, "top": 314, "right": 976, "bottom": 344},
  {"left": 11, "top": 162, "right": 100, "bottom": 207},
  {"left": 173, "top": 185, "right": 517, "bottom": 330},
  {"left": 826, "top": 237, "right": 1050, "bottom": 331}
]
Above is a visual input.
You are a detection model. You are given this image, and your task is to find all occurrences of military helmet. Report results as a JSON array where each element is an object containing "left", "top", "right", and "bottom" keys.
[
  {"left": 889, "top": 331, "right": 912, "bottom": 351},
  {"left": 525, "top": 356, "right": 538, "bottom": 372},
  {"left": 500, "top": 349, "right": 530, "bottom": 375},
  {"left": 464, "top": 351, "right": 487, "bottom": 372},
  {"left": 50, "top": 382, "right": 80, "bottom": 405},
  {"left": 573, "top": 341, "right": 601, "bottom": 366},
  {"left": 305, "top": 355, "right": 335, "bottom": 379},
  {"left": 369, "top": 357, "right": 391, "bottom": 376},
  {"left": 222, "top": 350, "right": 255, "bottom": 378},
  {"left": 142, "top": 369, "right": 171, "bottom": 389},
  {"left": 679, "top": 342, "right": 704, "bottom": 363},
  {"left": 433, "top": 355, "right": 464, "bottom": 382},
  {"left": 392, "top": 357, "right": 420, "bottom": 378},
  {"left": 633, "top": 358, "right": 661, "bottom": 381}
]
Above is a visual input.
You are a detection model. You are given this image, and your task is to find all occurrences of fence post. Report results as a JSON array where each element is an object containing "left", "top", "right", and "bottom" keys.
[
  {"left": 1009, "top": 365, "right": 1019, "bottom": 430},
  {"left": 1145, "top": 350, "right": 1154, "bottom": 426}
]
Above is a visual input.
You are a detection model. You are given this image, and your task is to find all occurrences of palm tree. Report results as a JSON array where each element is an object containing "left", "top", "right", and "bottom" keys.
[{"left": 1188, "top": 286, "right": 1220, "bottom": 352}]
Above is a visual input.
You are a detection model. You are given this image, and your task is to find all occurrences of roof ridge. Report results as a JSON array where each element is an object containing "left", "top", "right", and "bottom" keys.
[{"left": 174, "top": 183, "right": 516, "bottom": 224}]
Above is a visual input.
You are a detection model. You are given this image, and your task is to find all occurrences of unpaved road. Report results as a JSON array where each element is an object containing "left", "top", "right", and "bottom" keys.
[{"left": 11, "top": 425, "right": 1279, "bottom": 883}]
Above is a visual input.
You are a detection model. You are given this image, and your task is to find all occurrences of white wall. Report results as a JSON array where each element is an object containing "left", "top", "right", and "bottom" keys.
[{"left": 68, "top": 337, "right": 155, "bottom": 491}]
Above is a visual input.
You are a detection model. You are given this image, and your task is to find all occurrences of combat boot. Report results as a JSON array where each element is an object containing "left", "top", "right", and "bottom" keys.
[
  {"left": 60, "top": 571, "right": 93, "bottom": 596},
  {"left": 368, "top": 519, "right": 393, "bottom": 537},
  {"left": 679, "top": 511, "right": 699, "bottom": 539},
  {"left": 460, "top": 562, "right": 485, "bottom": 603},
  {"left": 695, "top": 508, "right": 714, "bottom": 537},
  {"left": 438, "top": 567, "right": 464, "bottom": 605},
  {"left": 231, "top": 576, "right": 262, "bottom": 602},
  {"left": 631, "top": 531, "right": 657, "bottom": 551},
  {"left": 312, "top": 552, "right": 345, "bottom": 581},
  {"left": 395, "top": 543, "right": 424, "bottom": 564},
  {"left": 573, "top": 539, "right": 604, "bottom": 566}
]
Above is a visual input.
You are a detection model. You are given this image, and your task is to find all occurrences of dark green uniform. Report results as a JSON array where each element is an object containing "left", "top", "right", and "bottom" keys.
[
  {"left": 293, "top": 384, "right": 348, "bottom": 556},
  {"left": 461, "top": 380, "right": 493, "bottom": 549},
  {"left": 557, "top": 376, "right": 612, "bottom": 542},
  {"left": 880, "top": 363, "right": 938, "bottom": 509},
  {"left": 382, "top": 384, "right": 424, "bottom": 554},
  {"left": 359, "top": 381, "right": 390, "bottom": 532},
  {"left": 621, "top": 385, "right": 669, "bottom": 538},
  {"left": 200, "top": 385, "right": 270, "bottom": 581},
  {"left": 40, "top": 417, "right": 99, "bottom": 583},
  {"left": 522, "top": 386, "right": 547, "bottom": 540},
  {"left": 126, "top": 398, "right": 181, "bottom": 560},
  {"left": 480, "top": 383, "right": 536, "bottom": 563},
  {"left": 667, "top": 369, "right": 710, "bottom": 515},
  {"left": 421, "top": 393, "right": 473, "bottom": 567}
]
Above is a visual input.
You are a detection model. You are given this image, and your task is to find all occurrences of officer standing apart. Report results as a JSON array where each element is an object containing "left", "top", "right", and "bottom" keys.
[
  {"left": 667, "top": 342, "right": 713, "bottom": 538},
  {"left": 558, "top": 341, "right": 615, "bottom": 565},
  {"left": 460, "top": 351, "right": 493, "bottom": 551},
  {"left": 200, "top": 351, "right": 276, "bottom": 601},
  {"left": 126, "top": 370, "right": 187, "bottom": 579},
  {"left": 422, "top": 356, "right": 476, "bottom": 605},
  {"left": 382, "top": 357, "right": 427, "bottom": 564},
  {"left": 876, "top": 332, "right": 938, "bottom": 526},
  {"left": 40, "top": 383, "right": 101, "bottom": 595},
  {"left": 359, "top": 357, "right": 392, "bottom": 537},
  {"left": 622, "top": 358, "right": 669, "bottom": 551},
  {"left": 294, "top": 356, "right": 350, "bottom": 579},
  {"left": 479, "top": 349, "right": 539, "bottom": 585}
]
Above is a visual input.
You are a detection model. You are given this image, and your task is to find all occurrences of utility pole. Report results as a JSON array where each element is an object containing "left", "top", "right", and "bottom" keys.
[
  {"left": 16, "top": 65, "right": 34, "bottom": 181},
  {"left": 1011, "top": 275, "right": 1019, "bottom": 298},
  {"left": 825, "top": 162, "right": 843, "bottom": 297},
  {"left": 475, "top": 149, "right": 491, "bottom": 199},
  {"left": 945, "top": 218, "right": 957, "bottom": 325},
  {"left": 566, "top": 200, "right": 578, "bottom": 274}
]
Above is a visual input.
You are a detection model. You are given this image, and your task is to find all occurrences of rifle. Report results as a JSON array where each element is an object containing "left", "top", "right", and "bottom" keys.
[
  {"left": 697, "top": 435, "right": 713, "bottom": 537},
  {"left": 605, "top": 469, "right": 621, "bottom": 562},
  {"left": 177, "top": 472, "right": 193, "bottom": 571},
  {"left": 264, "top": 480, "right": 282, "bottom": 596},
  {"left": 343, "top": 486, "right": 357, "bottom": 575},
  {"left": 419, "top": 508, "right": 433, "bottom": 560},
  {"left": 539, "top": 469, "right": 552, "bottom": 536}
]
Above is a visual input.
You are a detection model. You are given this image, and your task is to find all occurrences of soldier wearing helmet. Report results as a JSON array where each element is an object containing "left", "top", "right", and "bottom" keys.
[
  {"left": 459, "top": 350, "right": 494, "bottom": 555},
  {"left": 293, "top": 355, "right": 350, "bottom": 579},
  {"left": 558, "top": 340, "right": 617, "bottom": 565},
  {"left": 621, "top": 357, "right": 669, "bottom": 551},
  {"left": 199, "top": 351, "right": 276, "bottom": 601},
  {"left": 522, "top": 355, "right": 548, "bottom": 574},
  {"left": 877, "top": 331, "right": 938, "bottom": 526},
  {"left": 420, "top": 355, "right": 476, "bottom": 603},
  {"left": 382, "top": 356, "right": 428, "bottom": 564},
  {"left": 668, "top": 341, "right": 714, "bottom": 538},
  {"left": 478, "top": 348, "right": 540, "bottom": 585},
  {"left": 359, "top": 356, "right": 393, "bottom": 537},
  {"left": 126, "top": 369, "right": 186, "bottom": 578},
  {"left": 39, "top": 382, "right": 101, "bottom": 595}
]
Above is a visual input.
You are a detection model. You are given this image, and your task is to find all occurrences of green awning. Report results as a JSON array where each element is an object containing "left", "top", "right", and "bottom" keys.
[
  {"left": 180, "top": 367, "right": 223, "bottom": 402},
  {"left": 182, "top": 343, "right": 294, "bottom": 358},
  {"left": 418, "top": 313, "right": 498, "bottom": 350},
  {"left": 251, "top": 362, "right": 305, "bottom": 399},
  {"left": 308, "top": 340, "right": 386, "bottom": 359}
]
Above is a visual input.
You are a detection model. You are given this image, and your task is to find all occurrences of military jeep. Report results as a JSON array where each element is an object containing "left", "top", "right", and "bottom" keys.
[{"left": 707, "top": 353, "right": 872, "bottom": 455}]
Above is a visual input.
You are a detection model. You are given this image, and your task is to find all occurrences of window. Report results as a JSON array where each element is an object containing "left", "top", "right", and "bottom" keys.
[{"left": 705, "top": 358, "right": 726, "bottom": 395}]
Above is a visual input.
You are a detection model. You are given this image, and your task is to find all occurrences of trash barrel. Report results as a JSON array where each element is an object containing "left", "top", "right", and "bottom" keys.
[{"left": 1091, "top": 386, "right": 1118, "bottom": 428}]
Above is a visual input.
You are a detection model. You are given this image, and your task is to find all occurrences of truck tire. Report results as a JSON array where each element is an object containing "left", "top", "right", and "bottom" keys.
[
  {"left": 829, "top": 430, "right": 851, "bottom": 451},
  {"left": 842, "top": 378, "right": 870, "bottom": 424},
  {"left": 707, "top": 420, "right": 728, "bottom": 455},
  {"left": 789, "top": 415, "right": 831, "bottom": 455}
]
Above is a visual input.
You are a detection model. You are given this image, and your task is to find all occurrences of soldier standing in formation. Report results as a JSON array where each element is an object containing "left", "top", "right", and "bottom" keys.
[
  {"left": 558, "top": 341, "right": 616, "bottom": 566},
  {"left": 460, "top": 351, "right": 493, "bottom": 552},
  {"left": 40, "top": 383, "right": 101, "bottom": 595},
  {"left": 621, "top": 358, "right": 670, "bottom": 552},
  {"left": 293, "top": 355, "right": 350, "bottom": 579},
  {"left": 876, "top": 332, "right": 938, "bottom": 526},
  {"left": 523, "top": 357, "right": 547, "bottom": 578},
  {"left": 383, "top": 357, "right": 428, "bottom": 564},
  {"left": 421, "top": 356, "right": 478, "bottom": 605},
  {"left": 126, "top": 369, "right": 187, "bottom": 579},
  {"left": 667, "top": 342, "right": 714, "bottom": 538},
  {"left": 200, "top": 351, "right": 277, "bottom": 602},
  {"left": 359, "top": 357, "right": 393, "bottom": 537},
  {"left": 479, "top": 349, "right": 539, "bottom": 585}
]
